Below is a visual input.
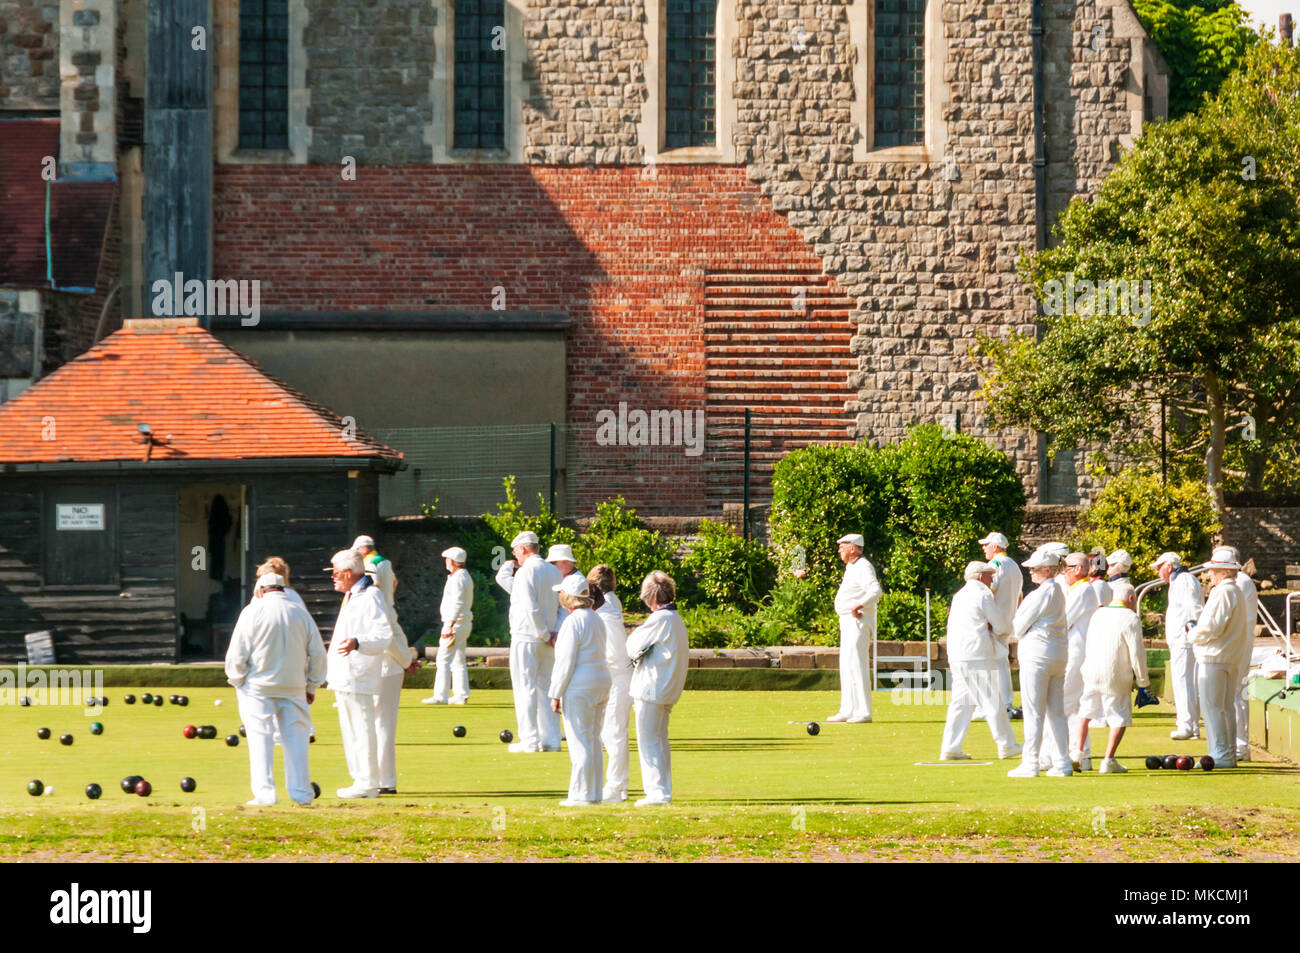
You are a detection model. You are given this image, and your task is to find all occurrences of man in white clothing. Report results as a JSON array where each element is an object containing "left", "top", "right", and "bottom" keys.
[
  {"left": 1188, "top": 549, "right": 1250, "bottom": 767},
  {"left": 940, "top": 561, "right": 1021, "bottom": 761},
  {"left": 496, "top": 531, "right": 563, "bottom": 752},
  {"left": 423, "top": 547, "right": 474, "bottom": 706},
  {"left": 325, "top": 549, "right": 395, "bottom": 798},
  {"left": 355, "top": 539, "right": 415, "bottom": 796},
  {"left": 1076, "top": 582, "right": 1150, "bottom": 773},
  {"left": 225, "top": 573, "right": 327, "bottom": 806},
  {"left": 1221, "top": 546, "right": 1257, "bottom": 761},
  {"left": 980, "top": 531, "right": 1022, "bottom": 718},
  {"left": 1155, "top": 551, "right": 1204, "bottom": 740},
  {"left": 1058, "top": 552, "right": 1100, "bottom": 770},
  {"left": 827, "top": 533, "right": 883, "bottom": 724}
]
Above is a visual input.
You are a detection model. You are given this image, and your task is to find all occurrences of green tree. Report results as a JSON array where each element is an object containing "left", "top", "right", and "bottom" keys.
[
  {"left": 976, "top": 43, "right": 1300, "bottom": 516},
  {"left": 1131, "top": 0, "right": 1258, "bottom": 119}
]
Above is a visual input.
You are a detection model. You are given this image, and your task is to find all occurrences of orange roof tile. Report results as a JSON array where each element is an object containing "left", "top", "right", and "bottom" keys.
[{"left": 0, "top": 319, "right": 402, "bottom": 466}]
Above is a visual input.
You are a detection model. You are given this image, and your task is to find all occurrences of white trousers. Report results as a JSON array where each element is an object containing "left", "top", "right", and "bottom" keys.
[
  {"left": 634, "top": 699, "right": 673, "bottom": 802},
  {"left": 1234, "top": 655, "right": 1251, "bottom": 755},
  {"left": 601, "top": 671, "right": 633, "bottom": 797},
  {"left": 432, "top": 622, "right": 471, "bottom": 703},
  {"left": 1019, "top": 648, "right": 1070, "bottom": 773},
  {"left": 561, "top": 685, "right": 609, "bottom": 803},
  {"left": 336, "top": 689, "right": 380, "bottom": 791},
  {"left": 996, "top": 652, "right": 1014, "bottom": 708},
  {"left": 510, "top": 640, "right": 562, "bottom": 750},
  {"left": 836, "top": 614, "right": 873, "bottom": 720},
  {"left": 373, "top": 670, "right": 404, "bottom": 789},
  {"left": 236, "top": 688, "right": 313, "bottom": 804},
  {"left": 941, "top": 660, "right": 1018, "bottom": 757},
  {"left": 1167, "top": 635, "right": 1200, "bottom": 735},
  {"left": 1197, "top": 661, "right": 1237, "bottom": 766},
  {"left": 1060, "top": 632, "right": 1091, "bottom": 761}
]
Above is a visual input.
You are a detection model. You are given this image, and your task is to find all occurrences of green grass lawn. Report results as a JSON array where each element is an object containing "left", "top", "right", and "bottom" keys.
[{"left": 2, "top": 687, "right": 1297, "bottom": 861}]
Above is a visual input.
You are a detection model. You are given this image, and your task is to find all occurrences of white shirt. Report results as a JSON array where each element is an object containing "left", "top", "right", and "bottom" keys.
[
  {"left": 834, "top": 556, "right": 883, "bottom": 627},
  {"left": 1081, "top": 604, "right": 1149, "bottom": 694},
  {"left": 627, "top": 606, "right": 690, "bottom": 706},
  {"left": 595, "top": 591, "right": 630, "bottom": 674},
  {"left": 945, "top": 579, "right": 1010, "bottom": 663},
  {"left": 1165, "top": 568, "right": 1204, "bottom": 643},
  {"left": 1091, "top": 578, "right": 1112, "bottom": 607},
  {"left": 1188, "top": 578, "right": 1249, "bottom": 666},
  {"left": 988, "top": 553, "right": 1022, "bottom": 639},
  {"left": 1237, "top": 571, "right": 1257, "bottom": 654},
  {"left": 325, "top": 576, "right": 394, "bottom": 696},
  {"left": 1065, "top": 578, "right": 1100, "bottom": 642},
  {"left": 225, "top": 591, "right": 327, "bottom": 698},
  {"left": 1014, "top": 577, "right": 1067, "bottom": 652},
  {"left": 366, "top": 556, "right": 398, "bottom": 618},
  {"left": 496, "top": 554, "right": 562, "bottom": 642},
  {"left": 440, "top": 567, "right": 474, "bottom": 631},
  {"left": 549, "top": 608, "right": 613, "bottom": 700}
]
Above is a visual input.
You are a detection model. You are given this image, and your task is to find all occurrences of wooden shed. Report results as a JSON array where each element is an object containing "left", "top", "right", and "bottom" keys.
[{"left": 0, "top": 318, "right": 402, "bottom": 663}]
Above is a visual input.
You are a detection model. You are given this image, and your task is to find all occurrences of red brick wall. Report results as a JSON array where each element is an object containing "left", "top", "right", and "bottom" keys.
[{"left": 212, "top": 165, "right": 855, "bottom": 512}]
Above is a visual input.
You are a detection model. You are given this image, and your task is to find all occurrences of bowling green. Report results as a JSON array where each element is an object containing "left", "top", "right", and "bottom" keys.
[{"left": 1, "top": 688, "right": 1297, "bottom": 862}]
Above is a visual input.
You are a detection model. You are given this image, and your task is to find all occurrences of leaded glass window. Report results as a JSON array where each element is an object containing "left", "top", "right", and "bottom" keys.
[
  {"left": 239, "top": 0, "right": 290, "bottom": 149},
  {"left": 874, "top": 0, "right": 925, "bottom": 148},
  {"left": 665, "top": 0, "right": 716, "bottom": 149},
  {"left": 454, "top": 0, "right": 506, "bottom": 150}
]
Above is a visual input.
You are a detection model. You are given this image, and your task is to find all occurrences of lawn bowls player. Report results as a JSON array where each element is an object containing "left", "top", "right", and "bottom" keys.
[
  {"left": 1076, "top": 582, "right": 1150, "bottom": 773},
  {"left": 325, "top": 549, "right": 395, "bottom": 798},
  {"left": 826, "top": 533, "right": 882, "bottom": 724},
  {"left": 1105, "top": 549, "right": 1134, "bottom": 585},
  {"left": 980, "top": 531, "right": 1023, "bottom": 718},
  {"left": 423, "top": 547, "right": 474, "bottom": 706},
  {"left": 1088, "top": 549, "right": 1111, "bottom": 607},
  {"left": 496, "top": 531, "right": 563, "bottom": 752},
  {"left": 626, "top": 571, "right": 689, "bottom": 805},
  {"left": 353, "top": 535, "right": 397, "bottom": 608},
  {"left": 1058, "top": 552, "right": 1100, "bottom": 771},
  {"left": 939, "top": 561, "right": 1021, "bottom": 762},
  {"left": 548, "top": 574, "right": 612, "bottom": 806},
  {"left": 225, "top": 573, "right": 327, "bottom": 806},
  {"left": 1008, "top": 550, "right": 1072, "bottom": 778},
  {"left": 1154, "top": 551, "right": 1205, "bottom": 741},
  {"left": 253, "top": 557, "right": 318, "bottom": 746},
  {"left": 1188, "top": 548, "right": 1250, "bottom": 767},
  {"left": 1220, "top": 545, "right": 1257, "bottom": 762},
  {"left": 588, "top": 564, "right": 632, "bottom": 803}
]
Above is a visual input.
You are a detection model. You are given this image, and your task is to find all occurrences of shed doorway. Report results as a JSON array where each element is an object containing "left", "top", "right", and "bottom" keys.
[{"left": 177, "top": 484, "right": 247, "bottom": 659}]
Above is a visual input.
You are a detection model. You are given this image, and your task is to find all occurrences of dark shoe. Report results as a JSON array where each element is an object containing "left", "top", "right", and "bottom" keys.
[
  {"left": 378, "top": 787, "right": 397, "bottom": 795},
  {"left": 1008, "top": 707, "right": 1023, "bottom": 721}
]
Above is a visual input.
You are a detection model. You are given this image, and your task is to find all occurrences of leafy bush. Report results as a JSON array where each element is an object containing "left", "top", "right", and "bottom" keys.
[
  {"left": 679, "top": 518, "right": 777, "bottom": 610},
  {"left": 587, "top": 527, "right": 679, "bottom": 606},
  {"left": 1075, "top": 468, "right": 1220, "bottom": 584},
  {"left": 481, "top": 475, "right": 582, "bottom": 557},
  {"left": 876, "top": 591, "right": 949, "bottom": 642},
  {"left": 678, "top": 606, "right": 736, "bottom": 649}
]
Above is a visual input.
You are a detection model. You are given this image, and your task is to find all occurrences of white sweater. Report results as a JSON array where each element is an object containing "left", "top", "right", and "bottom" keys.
[
  {"left": 1189, "top": 578, "right": 1249, "bottom": 667},
  {"left": 496, "top": 554, "right": 562, "bottom": 642},
  {"left": 1081, "top": 605, "right": 1149, "bottom": 695},
  {"left": 945, "top": 579, "right": 1010, "bottom": 663},
  {"left": 627, "top": 607, "right": 690, "bottom": 706},
  {"left": 225, "top": 591, "right": 327, "bottom": 698},
  {"left": 549, "top": 608, "right": 613, "bottom": 700}
]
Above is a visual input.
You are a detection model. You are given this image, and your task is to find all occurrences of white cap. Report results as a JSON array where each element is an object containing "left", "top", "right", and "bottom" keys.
[
  {"left": 1151, "top": 551, "right": 1182, "bottom": 570},
  {"left": 1038, "top": 542, "right": 1070, "bottom": 559},
  {"left": 510, "top": 531, "right": 539, "bottom": 548},
  {"left": 256, "top": 573, "right": 286, "bottom": 590},
  {"left": 1219, "top": 545, "right": 1242, "bottom": 562},
  {"left": 442, "top": 547, "right": 468, "bottom": 564},
  {"left": 837, "top": 534, "right": 865, "bottom": 549},
  {"left": 546, "top": 543, "right": 577, "bottom": 564},
  {"left": 1205, "top": 547, "right": 1243, "bottom": 571},
  {"left": 978, "top": 532, "right": 1008, "bottom": 549},
  {"left": 553, "top": 573, "right": 590, "bottom": 597},
  {"left": 1106, "top": 549, "right": 1133, "bottom": 570},
  {"left": 1023, "top": 550, "right": 1061, "bottom": 570},
  {"left": 964, "top": 560, "right": 994, "bottom": 580},
  {"left": 351, "top": 535, "right": 376, "bottom": 550}
]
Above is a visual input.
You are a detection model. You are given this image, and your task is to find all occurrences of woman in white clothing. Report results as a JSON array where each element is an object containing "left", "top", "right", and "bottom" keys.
[
  {"left": 424, "top": 547, "right": 474, "bottom": 705},
  {"left": 626, "top": 571, "right": 690, "bottom": 805},
  {"left": 588, "top": 564, "right": 632, "bottom": 802},
  {"left": 1008, "top": 550, "right": 1072, "bottom": 778},
  {"left": 548, "top": 574, "right": 612, "bottom": 806}
]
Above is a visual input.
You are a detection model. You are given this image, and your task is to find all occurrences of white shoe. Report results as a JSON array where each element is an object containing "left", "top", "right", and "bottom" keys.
[
  {"left": 245, "top": 797, "right": 276, "bottom": 806},
  {"left": 1045, "top": 765, "right": 1073, "bottom": 777},
  {"left": 1007, "top": 765, "right": 1039, "bottom": 778},
  {"left": 998, "top": 744, "right": 1023, "bottom": 760},
  {"left": 1099, "top": 758, "right": 1128, "bottom": 774},
  {"left": 336, "top": 785, "right": 379, "bottom": 798},
  {"left": 602, "top": 790, "right": 627, "bottom": 803},
  {"left": 507, "top": 742, "right": 540, "bottom": 753},
  {"left": 1169, "top": 729, "right": 1197, "bottom": 740},
  {"left": 1236, "top": 749, "right": 1251, "bottom": 762},
  {"left": 635, "top": 797, "right": 671, "bottom": 806},
  {"left": 1038, "top": 756, "right": 1052, "bottom": 771},
  {"left": 421, "top": 696, "right": 447, "bottom": 705},
  {"left": 825, "top": 713, "right": 849, "bottom": 723},
  {"left": 940, "top": 752, "right": 971, "bottom": 761},
  {"left": 846, "top": 715, "right": 873, "bottom": 724},
  {"left": 450, "top": 699, "right": 468, "bottom": 706}
]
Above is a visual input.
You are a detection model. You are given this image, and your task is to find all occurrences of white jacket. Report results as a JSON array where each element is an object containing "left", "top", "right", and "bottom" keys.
[
  {"left": 496, "top": 554, "right": 562, "bottom": 642},
  {"left": 1165, "top": 568, "right": 1204, "bottom": 643},
  {"left": 834, "top": 556, "right": 883, "bottom": 629},
  {"left": 1065, "top": 578, "right": 1100, "bottom": 642},
  {"left": 440, "top": 567, "right": 474, "bottom": 631},
  {"left": 549, "top": 608, "right": 613, "bottom": 701},
  {"left": 945, "top": 579, "right": 1010, "bottom": 663},
  {"left": 595, "top": 591, "right": 630, "bottom": 674},
  {"left": 988, "top": 554, "right": 1022, "bottom": 644},
  {"left": 627, "top": 606, "right": 690, "bottom": 706},
  {"left": 225, "top": 591, "right": 327, "bottom": 698},
  {"left": 1014, "top": 578, "right": 1067, "bottom": 653},
  {"left": 1188, "top": 577, "right": 1249, "bottom": 667},
  {"left": 1081, "top": 604, "right": 1149, "bottom": 695},
  {"left": 1091, "top": 578, "right": 1112, "bottom": 608},
  {"left": 326, "top": 577, "right": 394, "bottom": 695}
]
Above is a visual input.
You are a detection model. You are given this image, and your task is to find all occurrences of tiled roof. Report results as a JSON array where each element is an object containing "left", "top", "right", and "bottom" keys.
[{"left": 0, "top": 319, "right": 403, "bottom": 466}]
